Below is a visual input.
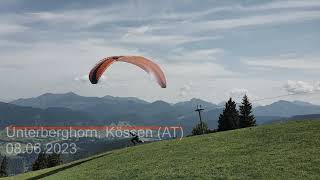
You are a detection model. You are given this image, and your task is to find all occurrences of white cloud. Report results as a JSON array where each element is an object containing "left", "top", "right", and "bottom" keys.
[
  {"left": 170, "top": 48, "right": 224, "bottom": 62},
  {"left": 179, "top": 81, "right": 193, "bottom": 97},
  {"left": 27, "top": 8, "right": 123, "bottom": 27},
  {"left": 121, "top": 30, "right": 221, "bottom": 46},
  {"left": 164, "top": 62, "right": 232, "bottom": 78},
  {"left": 242, "top": 55, "right": 320, "bottom": 70},
  {"left": 178, "top": 10, "right": 320, "bottom": 33},
  {"left": 124, "top": 26, "right": 151, "bottom": 37},
  {"left": 247, "top": 1, "right": 320, "bottom": 11},
  {"left": 229, "top": 88, "right": 248, "bottom": 98},
  {"left": 0, "top": 23, "right": 27, "bottom": 35},
  {"left": 187, "top": 1, "right": 320, "bottom": 21},
  {"left": 225, "top": 1, "right": 320, "bottom": 13},
  {"left": 75, "top": 75, "right": 90, "bottom": 83},
  {"left": 228, "top": 88, "right": 259, "bottom": 102},
  {"left": 284, "top": 80, "right": 320, "bottom": 94},
  {"left": 122, "top": 34, "right": 191, "bottom": 45}
]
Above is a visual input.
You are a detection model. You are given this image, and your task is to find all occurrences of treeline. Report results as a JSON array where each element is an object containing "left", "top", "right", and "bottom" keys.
[
  {"left": 32, "top": 152, "right": 62, "bottom": 171},
  {"left": 192, "top": 95, "right": 256, "bottom": 135},
  {"left": 0, "top": 155, "right": 8, "bottom": 177}
]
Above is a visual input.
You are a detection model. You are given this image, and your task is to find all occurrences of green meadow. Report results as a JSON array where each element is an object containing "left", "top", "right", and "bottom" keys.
[{"left": 7, "top": 120, "right": 320, "bottom": 180}]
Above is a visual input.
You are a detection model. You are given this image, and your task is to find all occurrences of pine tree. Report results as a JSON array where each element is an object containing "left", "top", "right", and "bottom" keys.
[
  {"left": 239, "top": 95, "right": 256, "bottom": 128},
  {"left": 0, "top": 156, "right": 8, "bottom": 177},
  {"left": 47, "top": 153, "right": 62, "bottom": 168},
  {"left": 32, "top": 152, "right": 48, "bottom": 171},
  {"left": 218, "top": 98, "right": 239, "bottom": 131},
  {"left": 192, "top": 121, "right": 209, "bottom": 135}
]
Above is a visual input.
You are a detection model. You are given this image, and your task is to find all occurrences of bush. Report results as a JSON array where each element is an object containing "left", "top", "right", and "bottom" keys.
[{"left": 192, "top": 122, "right": 209, "bottom": 135}]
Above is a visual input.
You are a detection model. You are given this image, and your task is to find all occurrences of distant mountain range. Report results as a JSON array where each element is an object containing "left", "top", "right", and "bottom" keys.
[
  {"left": 0, "top": 102, "right": 92, "bottom": 127},
  {"left": 253, "top": 100, "right": 320, "bottom": 117},
  {"left": 0, "top": 92, "right": 319, "bottom": 134}
]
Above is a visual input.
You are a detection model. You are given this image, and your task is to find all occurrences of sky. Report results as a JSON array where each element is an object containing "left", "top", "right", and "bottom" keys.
[{"left": 0, "top": 0, "right": 320, "bottom": 105}]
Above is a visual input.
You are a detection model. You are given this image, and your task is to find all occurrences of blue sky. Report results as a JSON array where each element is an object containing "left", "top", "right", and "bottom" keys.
[{"left": 0, "top": 0, "right": 320, "bottom": 105}]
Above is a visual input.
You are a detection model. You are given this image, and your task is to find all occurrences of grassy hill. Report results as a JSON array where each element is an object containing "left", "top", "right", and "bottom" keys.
[{"left": 6, "top": 120, "right": 320, "bottom": 179}]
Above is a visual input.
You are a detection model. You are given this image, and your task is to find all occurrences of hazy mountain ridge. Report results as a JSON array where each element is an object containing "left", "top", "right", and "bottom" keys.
[
  {"left": 253, "top": 100, "right": 320, "bottom": 117},
  {"left": 11, "top": 94, "right": 219, "bottom": 127},
  {"left": 12, "top": 92, "right": 148, "bottom": 110},
  {"left": 6, "top": 92, "right": 320, "bottom": 133},
  {"left": 0, "top": 102, "right": 92, "bottom": 127}
]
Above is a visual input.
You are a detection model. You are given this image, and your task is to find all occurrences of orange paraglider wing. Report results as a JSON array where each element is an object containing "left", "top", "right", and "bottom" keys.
[{"left": 89, "top": 56, "right": 167, "bottom": 88}]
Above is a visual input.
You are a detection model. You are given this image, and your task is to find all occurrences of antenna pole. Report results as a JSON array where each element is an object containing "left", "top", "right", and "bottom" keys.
[{"left": 195, "top": 105, "right": 205, "bottom": 134}]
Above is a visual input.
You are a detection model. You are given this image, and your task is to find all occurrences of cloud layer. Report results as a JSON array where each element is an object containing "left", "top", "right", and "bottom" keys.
[
  {"left": 284, "top": 80, "right": 320, "bottom": 94},
  {"left": 0, "top": 0, "right": 319, "bottom": 104}
]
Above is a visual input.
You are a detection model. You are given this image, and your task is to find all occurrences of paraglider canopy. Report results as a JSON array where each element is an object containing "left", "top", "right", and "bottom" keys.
[{"left": 89, "top": 56, "right": 167, "bottom": 88}]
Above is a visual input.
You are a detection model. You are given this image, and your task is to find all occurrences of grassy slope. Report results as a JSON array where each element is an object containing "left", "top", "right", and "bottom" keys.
[{"left": 7, "top": 120, "right": 320, "bottom": 180}]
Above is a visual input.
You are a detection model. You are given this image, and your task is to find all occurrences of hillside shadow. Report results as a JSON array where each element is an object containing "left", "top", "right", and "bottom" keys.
[{"left": 27, "top": 153, "right": 111, "bottom": 180}]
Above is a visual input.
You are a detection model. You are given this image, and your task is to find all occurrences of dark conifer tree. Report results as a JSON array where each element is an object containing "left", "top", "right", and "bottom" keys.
[
  {"left": 32, "top": 152, "right": 48, "bottom": 171},
  {"left": 218, "top": 98, "right": 239, "bottom": 131},
  {"left": 239, "top": 95, "right": 256, "bottom": 128},
  {"left": 47, "top": 153, "right": 62, "bottom": 168},
  {"left": 0, "top": 156, "right": 8, "bottom": 177}
]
